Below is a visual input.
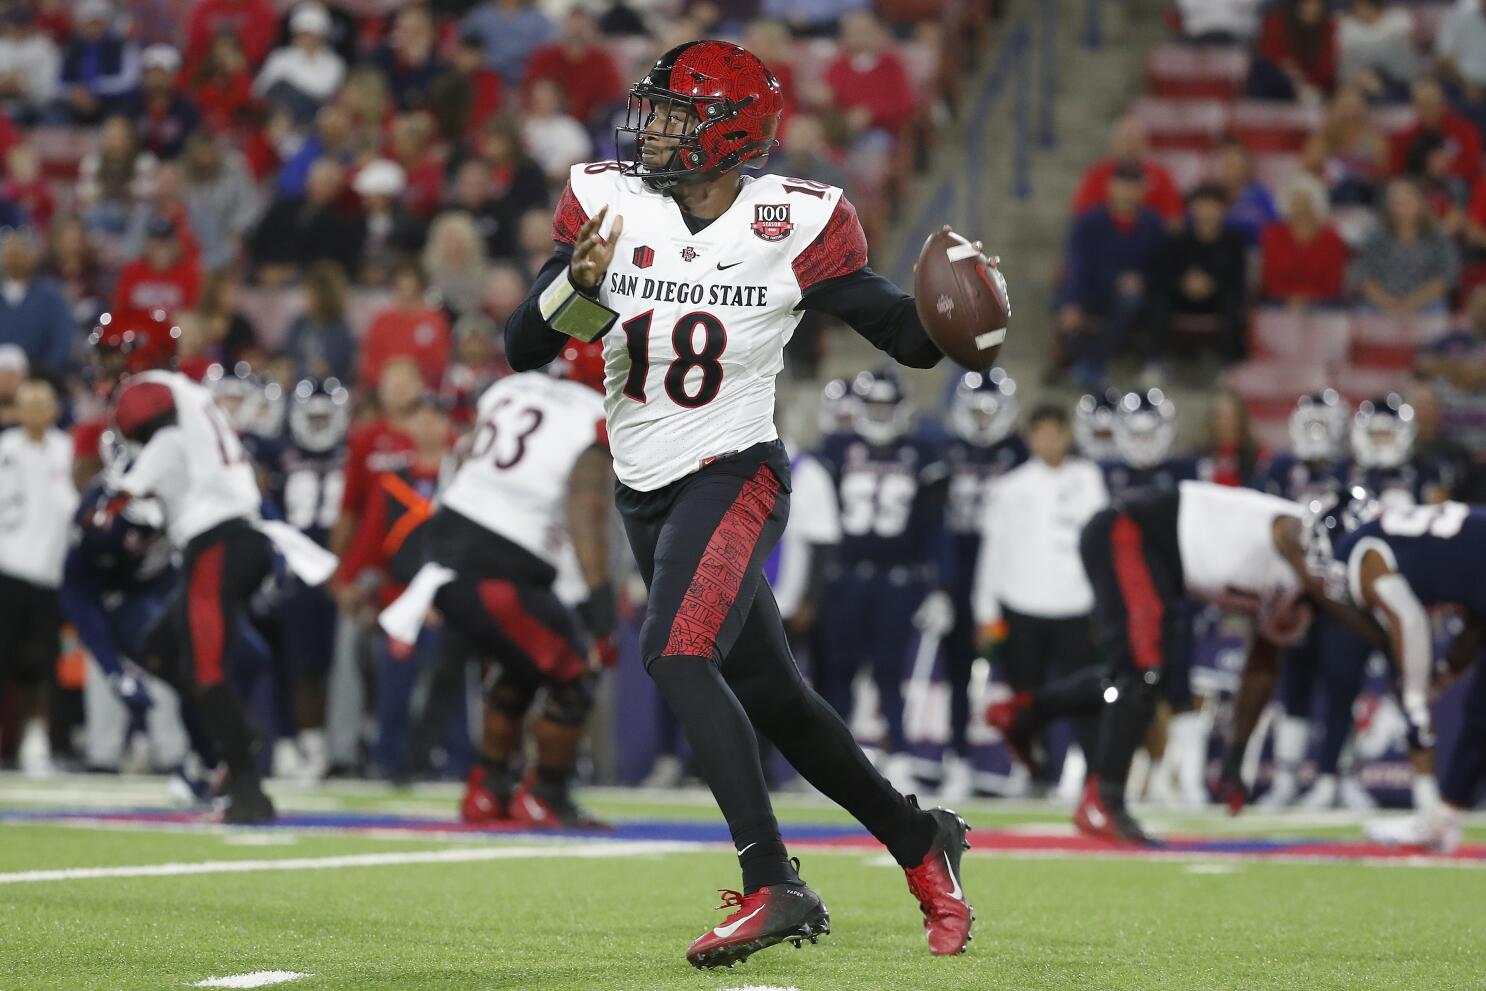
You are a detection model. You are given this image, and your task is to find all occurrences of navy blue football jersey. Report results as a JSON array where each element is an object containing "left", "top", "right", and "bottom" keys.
[
  {"left": 268, "top": 445, "right": 346, "bottom": 547},
  {"left": 942, "top": 434, "right": 1026, "bottom": 594},
  {"left": 68, "top": 485, "right": 172, "bottom": 592},
  {"left": 817, "top": 431, "right": 948, "bottom": 569},
  {"left": 1335, "top": 502, "right": 1486, "bottom": 613},
  {"left": 1346, "top": 461, "right": 1443, "bottom": 509},
  {"left": 1102, "top": 457, "right": 1198, "bottom": 503},
  {"left": 1255, "top": 452, "right": 1350, "bottom": 503}
]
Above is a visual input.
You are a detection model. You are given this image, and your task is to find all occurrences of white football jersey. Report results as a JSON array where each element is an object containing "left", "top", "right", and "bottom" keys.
[
  {"left": 556, "top": 162, "right": 868, "bottom": 491},
  {"left": 1176, "top": 480, "right": 1303, "bottom": 608},
  {"left": 115, "top": 371, "right": 261, "bottom": 548},
  {"left": 438, "top": 372, "right": 606, "bottom": 568}
]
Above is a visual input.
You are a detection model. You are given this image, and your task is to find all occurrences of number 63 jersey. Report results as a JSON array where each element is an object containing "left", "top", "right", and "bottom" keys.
[
  {"left": 438, "top": 372, "right": 606, "bottom": 568},
  {"left": 1335, "top": 501, "right": 1486, "bottom": 613},
  {"left": 556, "top": 162, "right": 867, "bottom": 492}
]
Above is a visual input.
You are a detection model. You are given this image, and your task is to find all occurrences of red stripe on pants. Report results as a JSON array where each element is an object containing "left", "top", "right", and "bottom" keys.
[
  {"left": 188, "top": 543, "right": 227, "bottom": 687},
  {"left": 477, "top": 580, "right": 586, "bottom": 683},
  {"left": 662, "top": 465, "right": 781, "bottom": 658},
  {"left": 1110, "top": 514, "right": 1164, "bottom": 671}
]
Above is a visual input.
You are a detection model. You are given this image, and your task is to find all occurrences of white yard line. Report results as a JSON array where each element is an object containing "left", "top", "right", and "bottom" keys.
[
  {"left": 193, "top": 972, "right": 310, "bottom": 988},
  {"left": 0, "top": 840, "right": 702, "bottom": 886}
]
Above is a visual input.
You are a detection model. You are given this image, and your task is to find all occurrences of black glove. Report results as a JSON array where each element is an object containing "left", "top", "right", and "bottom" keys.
[{"left": 577, "top": 583, "right": 616, "bottom": 639}]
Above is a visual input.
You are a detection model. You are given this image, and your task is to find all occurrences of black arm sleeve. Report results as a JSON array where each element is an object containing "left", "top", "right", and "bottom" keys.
[
  {"left": 798, "top": 266, "right": 944, "bottom": 369},
  {"left": 503, "top": 246, "right": 579, "bottom": 372}
]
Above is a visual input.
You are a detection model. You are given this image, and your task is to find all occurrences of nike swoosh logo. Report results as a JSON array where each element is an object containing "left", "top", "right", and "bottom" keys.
[
  {"left": 737, "top": 842, "right": 757, "bottom": 858},
  {"left": 713, "top": 906, "right": 764, "bottom": 939},
  {"left": 943, "top": 852, "right": 963, "bottom": 901},
  {"left": 522, "top": 795, "right": 547, "bottom": 821},
  {"left": 716, "top": 261, "right": 743, "bottom": 270},
  {"left": 1085, "top": 804, "right": 1106, "bottom": 829}
]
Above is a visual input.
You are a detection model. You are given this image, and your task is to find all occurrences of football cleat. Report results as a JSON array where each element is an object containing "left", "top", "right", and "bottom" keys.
[
  {"left": 507, "top": 777, "right": 610, "bottom": 830},
  {"left": 460, "top": 765, "right": 509, "bottom": 825},
  {"left": 902, "top": 804, "right": 974, "bottom": 955},
  {"left": 985, "top": 691, "right": 1043, "bottom": 778},
  {"left": 686, "top": 873, "right": 830, "bottom": 969},
  {"left": 1073, "top": 778, "right": 1161, "bottom": 847},
  {"left": 220, "top": 782, "right": 276, "bottom": 825},
  {"left": 1363, "top": 807, "right": 1462, "bottom": 854}
]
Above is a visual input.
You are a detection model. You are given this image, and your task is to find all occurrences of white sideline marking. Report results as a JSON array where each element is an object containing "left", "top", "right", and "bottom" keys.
[
  {"left": 1184, "top": 863, "right": 1240, "bottom": 875},
  {"left": 0, "top": 841, "right": 700, "bottom": 885},
  {"left": 194, "top": 972, "right": 309, "bottom": 988},
  {"left": 720, "top": 986, "right": 801, "bottom": 991}
]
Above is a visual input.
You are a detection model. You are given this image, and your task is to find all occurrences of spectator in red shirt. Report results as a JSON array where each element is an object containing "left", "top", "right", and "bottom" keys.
[
  {"left": 388, "top": 111, "right": 447, "bottom": 219},
  {"left": 372, "top": 6, "right": 447, "bottom": 113},
  {"left": 1390, "top": 77, "right": 1482, "bottom": 183},
  {"left": 184, "top": 0, "right": 278, "bottom": 75},
  {"left": 1248, "top": 0, "right": 1338, "bottom": 102},
  {"left": 190, "top": 33, "right": 256, "bottom": 133},
  {"left": 1069, "top": 115, "right": 1185, "bottom": 225},
  {"left": 112, "top": 215, "right": 201, "bottom": 317},
  {"left": 360, "top": 260, "right": 452, "bottom": 389},
  {"left": 329, "top": 355, "right": 423, "bottom": 560},
  {"left": 521, "top": 10, "right": 622, "bottom": 126},
  {"left": 1261, "top": 173, "right": 1349, "bottom": 308},
  {"left": 428, "top": 31, "right": 504, "bottom": 142},
  {"left": 823, "top": 11, "right": 917, "bottom": 144}
]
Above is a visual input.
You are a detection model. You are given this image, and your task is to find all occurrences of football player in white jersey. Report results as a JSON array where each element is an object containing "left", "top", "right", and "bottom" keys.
[
  {"left": 101, "top": 371, "right": 337, "bottom": 823},
  {"left": 379, "top": 341, "right": 616, "bottom": 829},
  {"left": 505, "top": 40, "right": 975, "bottom": 967},
  {"left": 1070, "top": 481, "right": 1381, "bottom": 845}
]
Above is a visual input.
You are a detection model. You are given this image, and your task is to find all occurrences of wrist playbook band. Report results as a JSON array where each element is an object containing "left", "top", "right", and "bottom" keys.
[{"left": 539, "top": 268, "right": 619, "bottom": 342}]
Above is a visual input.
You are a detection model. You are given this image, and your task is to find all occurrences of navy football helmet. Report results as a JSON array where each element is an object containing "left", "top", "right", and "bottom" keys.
[
  {"left": 850, "top": 367, "right": 913, "bottom": 446},
  {"left": 1074, "top": 388, "right": 1121, "bottom": 462},
  {"left": 949, "top": 368, "right": 1019, "bottom": 446},
  {"left": 1351, "top": 393, "right": 1416, "bottom": 469},
  {"left": 288, "top": 377, "right": 351, "bottom": 454},
  {"left": 1289, "top": 389, "right": 1350, "bottom": 462},
  {"left": 1113, "top": 388, "right": 1177, "bottom": 469}
]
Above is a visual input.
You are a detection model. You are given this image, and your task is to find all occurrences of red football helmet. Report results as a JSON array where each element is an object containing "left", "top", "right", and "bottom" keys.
[
  {"left": 553, "top": 339, "right": 606, "bottom": 393},
  {"left": 616, "top": 40, "right": 784, "bottom": 190},
  {"left": 88, "top": 309, "right": 179, "bottom": 392}
]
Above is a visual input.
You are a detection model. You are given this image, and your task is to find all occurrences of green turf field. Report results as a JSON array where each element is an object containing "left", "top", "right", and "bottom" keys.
[{"left": 2, "top": 776, "right": 1484, "bottom": 991}]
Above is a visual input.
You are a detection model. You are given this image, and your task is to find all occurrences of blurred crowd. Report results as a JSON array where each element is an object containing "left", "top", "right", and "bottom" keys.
[{"left": 1054, "top": 0, "right": 1486, "bottom": 455}]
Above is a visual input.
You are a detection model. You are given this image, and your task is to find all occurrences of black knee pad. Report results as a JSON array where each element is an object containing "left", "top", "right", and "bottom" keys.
[
  {"left": 1112, "top": 669, "right": 1163, "bottom": 712},
  {"left": 542, "top": 674, "right": 596, "bottom": 726},
  {"left": 487, "top": 669, "right": 539, "bottom": 719}
]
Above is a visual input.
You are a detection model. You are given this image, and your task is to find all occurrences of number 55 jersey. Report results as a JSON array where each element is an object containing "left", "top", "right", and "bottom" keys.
[
  {"left": 555, "top": 163, "right": 868, "bottom": 492},
  {"left": 438, "top": 372, "right": 607, "bottom": 567},
  {"left": 1334, "top": 502, "right": 1486, "bottom": 612}
]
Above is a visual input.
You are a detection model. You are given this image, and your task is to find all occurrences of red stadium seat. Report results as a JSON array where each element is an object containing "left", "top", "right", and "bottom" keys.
[
  {"left": 1144, "top": 45, "right": 1249, "bottom": 100},
  {"left": 1224, "top": 359, "right": 1332, "bottom": 422},
  {"left": 1229, "top": 100, "right": 1321, "bottom": 153},
  {"left": 1335, "top": 363, "right": 1409, "bottom": 402},
  {"left": 1247, "top": 308, "right": 1352, "bottom": 367},
  {"left": 1349, "top": 311, "right": 1449, "bottom": 370},
  {"left": 1131, "top": 98, "right": 1229, "bottom": 151}
]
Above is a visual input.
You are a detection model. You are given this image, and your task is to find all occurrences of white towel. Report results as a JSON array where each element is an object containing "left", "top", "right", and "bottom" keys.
[
  {"left": 378, "top": 562, "right": 457, "bottom": 645},
  {"left": 253, "top": 519, "right": 339, "bottom": 587}
]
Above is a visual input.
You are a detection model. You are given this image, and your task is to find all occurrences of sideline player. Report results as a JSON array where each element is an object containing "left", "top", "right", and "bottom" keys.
[
  {"left": 505, "top": 40, "right": 979, "bottom": 966},
  {"left": 379, "top": 341, "right": 616, "bottom": 827}
]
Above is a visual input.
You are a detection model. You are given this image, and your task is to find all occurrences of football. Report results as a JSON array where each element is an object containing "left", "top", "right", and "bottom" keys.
[{"left": 914, "top": 227, "right": 1011, "bottom": 371}]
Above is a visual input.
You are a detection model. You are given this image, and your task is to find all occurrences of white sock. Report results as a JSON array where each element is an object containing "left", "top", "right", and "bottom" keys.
[
  {"left": 1412, "top": 774, "right": 1441, "bottom": 812},
  {"left": 1272, "top": 715, "right": 1309, "bottom": 771}
]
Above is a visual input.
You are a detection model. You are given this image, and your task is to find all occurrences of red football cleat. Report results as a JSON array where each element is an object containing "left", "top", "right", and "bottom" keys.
[
  {"left": 902, "top": 806, "right": 974, "bottom": 956},
  {"left": 686, "top": 879, "right": 830, "bottom": 969},
  {"left": 460, "top": 766, "right": 507, "bottom": 825},
  {"left": 507, "top": 777, "right": 610, "bottom": 830},
  {"left": 1073, "top": 778, "right": 1162, "bottom": 846},
  {"left": 985, "top": 691, "right": 1043, "bottom": 778}
]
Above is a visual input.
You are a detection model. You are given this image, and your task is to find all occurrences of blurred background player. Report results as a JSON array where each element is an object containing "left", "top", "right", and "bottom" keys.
[
  {"left": 974, "top": 403, "right": 1106, "bottom": 793},
  {"left": 0, "top": 378, "right": 78, "bottom": 775},
  {"left": 936, "top": 369, "right": 1026, "bottom": 799},
  {"left": 102, "top": 368, "right": 336, "bottom": 821},
  {"left": 1073, "top": 388, "right": 1122, "bottom": 466},
  {"left": 263, "top": 376, "right": 349, "bottom": 780},
  {"left": 381, "top": 340, "right": 613, "bottom": 828},
  {"left": 817, "top": 367, "right": 948, "bottom": 790}
]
